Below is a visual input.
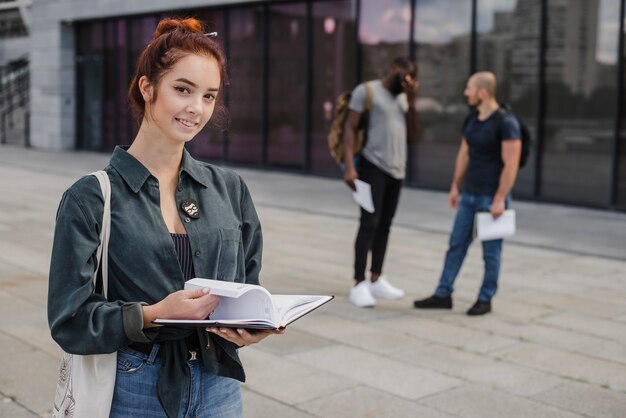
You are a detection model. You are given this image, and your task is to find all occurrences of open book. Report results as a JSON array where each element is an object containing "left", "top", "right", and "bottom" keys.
[{"left": 153, "top": 278, "right": 334, "bottom": 330}]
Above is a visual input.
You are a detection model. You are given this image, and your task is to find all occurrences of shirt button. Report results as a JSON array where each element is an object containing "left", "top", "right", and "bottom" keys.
[
  {"left": 195, "top": 250, "right": 201, "bottom": 257},
  {"left": 177, "top": 186, "right": 183, "bottom": 192},
  {"left": 184, "top": 217, "right": 191, "bottom": 223}
]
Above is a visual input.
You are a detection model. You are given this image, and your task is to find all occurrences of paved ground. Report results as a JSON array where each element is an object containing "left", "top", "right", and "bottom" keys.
[{"left": 0, "top": 144, "right": 625, "bottom": 418}]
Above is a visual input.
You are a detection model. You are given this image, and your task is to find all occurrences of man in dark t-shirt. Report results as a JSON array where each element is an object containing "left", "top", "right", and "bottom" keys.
[{"left": 414, "top": 71, "right": 521, "bottom": 316}]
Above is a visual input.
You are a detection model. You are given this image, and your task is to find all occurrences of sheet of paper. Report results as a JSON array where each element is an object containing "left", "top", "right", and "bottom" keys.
[
  {"left": 352, "top": 179, "right": 374, "bottom": 213},
  {"left": 475, "top": 209, "right": 516, "bottom": 241}
]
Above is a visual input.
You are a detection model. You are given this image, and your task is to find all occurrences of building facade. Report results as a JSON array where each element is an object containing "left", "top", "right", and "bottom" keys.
[{"left": 21, "top": 0, "right": 626, "bottom": 209}]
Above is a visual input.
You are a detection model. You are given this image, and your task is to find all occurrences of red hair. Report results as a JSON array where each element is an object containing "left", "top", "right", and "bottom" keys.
[{"left": 128, "top": 17, "right": 228, "bottom": 128}]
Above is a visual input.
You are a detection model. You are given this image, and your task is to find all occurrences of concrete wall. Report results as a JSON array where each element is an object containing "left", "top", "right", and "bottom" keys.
[
  {"left": 29, "top": 0, "right": 262, "bottom": 150},
  {"left": 0, "top": 36, "right": 29, "bottom": 65}
]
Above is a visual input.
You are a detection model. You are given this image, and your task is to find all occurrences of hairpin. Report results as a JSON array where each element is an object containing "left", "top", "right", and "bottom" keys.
[{"left": 205, "top": 32, "right": 218, "bottom": 37}]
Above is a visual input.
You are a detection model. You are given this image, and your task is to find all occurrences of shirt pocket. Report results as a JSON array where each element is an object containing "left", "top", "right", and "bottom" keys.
[{"left": 217, "top": 228, "right": 243, "bottom": 281}]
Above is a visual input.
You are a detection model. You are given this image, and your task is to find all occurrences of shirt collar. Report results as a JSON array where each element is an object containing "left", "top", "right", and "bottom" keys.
[
  {"left": 109, "top": 146, "right": 211, "bottom": 193},
  {"left": 109, "top": 146, "right": 152, "bottom": 193},
  {"left": 180, "top": 148, "right": 211, "bottom": 189}
]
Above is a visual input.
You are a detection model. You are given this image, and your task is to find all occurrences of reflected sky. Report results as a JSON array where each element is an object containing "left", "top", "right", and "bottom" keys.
[
  {"left": 597, "top": 0, "right": 621, "bottom": 64},
  {"left": 476, "top": 0, "right": 517, "bottom": 33},
  {"left": 415, "top": 0, "right": 472, "bottom": 43},
  {"left": 359, "top": 0, "right": 411, "bottom": 44}
]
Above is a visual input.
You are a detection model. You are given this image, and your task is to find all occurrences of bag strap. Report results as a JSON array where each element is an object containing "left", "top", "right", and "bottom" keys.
[
  {"left": 90, "top": 170, "right": 111, "bottom": 299},
  {"left": 364, "top": 83, "right": 373, "bottom": 113}
]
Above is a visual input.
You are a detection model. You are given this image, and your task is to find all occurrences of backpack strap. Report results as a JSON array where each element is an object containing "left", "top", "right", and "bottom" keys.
[
  {"left": 364, "top": 83, "right": 373, "bottom": 114},
  {"left": 493, "top": 107, "right": 508, "bottom": 141}
]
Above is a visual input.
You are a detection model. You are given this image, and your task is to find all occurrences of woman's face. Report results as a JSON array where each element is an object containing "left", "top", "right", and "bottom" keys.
[{"left": 141, "top": 53, "right": 221, "bottom": 144}]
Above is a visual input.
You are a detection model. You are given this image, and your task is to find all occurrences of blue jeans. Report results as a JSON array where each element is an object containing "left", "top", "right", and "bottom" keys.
[
  {"left": 434, "top": 193, "right": 509, "bottom": 302},
  {"left": 110, "top": 345, "right": 243, "bottom": 418}
]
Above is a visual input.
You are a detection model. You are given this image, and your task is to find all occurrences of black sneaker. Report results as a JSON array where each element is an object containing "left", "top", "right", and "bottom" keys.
[
  {"left": 466, "top": 300, "right": 491, "bottom": 316},
  {"left": 413, "top": 295, "right": 452, "bottom": 309}
]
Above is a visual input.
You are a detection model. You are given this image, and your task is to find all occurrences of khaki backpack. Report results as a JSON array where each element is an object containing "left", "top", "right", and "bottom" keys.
[{"left": 327, "top": 83, "right": 373, "bottom": 165}]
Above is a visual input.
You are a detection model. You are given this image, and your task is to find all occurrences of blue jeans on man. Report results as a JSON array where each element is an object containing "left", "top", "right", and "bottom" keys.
[
  {"left": 414, "top": 192, "right": 510, "bottom": 315},
  {"left": 434, "top": 193, "right": 508, "bottom": 302}
]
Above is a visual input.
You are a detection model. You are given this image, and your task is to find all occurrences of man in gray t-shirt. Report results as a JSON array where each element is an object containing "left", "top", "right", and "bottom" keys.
[{"left": 343, "top": 57, "right": 419, "bottom": 308}]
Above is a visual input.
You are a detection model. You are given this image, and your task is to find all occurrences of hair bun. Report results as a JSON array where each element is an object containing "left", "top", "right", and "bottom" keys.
[{"left": 154, "top": 18, "right": 203, "bottom": 39}]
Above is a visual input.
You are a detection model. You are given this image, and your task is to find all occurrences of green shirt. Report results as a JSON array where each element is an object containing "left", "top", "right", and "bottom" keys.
[{"left": 48, "top": 146, "right": 262, "bottom": 388}]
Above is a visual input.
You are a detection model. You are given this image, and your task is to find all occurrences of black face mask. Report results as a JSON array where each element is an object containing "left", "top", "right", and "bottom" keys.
[{"left": 389, "top": 74, "right": 404, "bottom": 96}]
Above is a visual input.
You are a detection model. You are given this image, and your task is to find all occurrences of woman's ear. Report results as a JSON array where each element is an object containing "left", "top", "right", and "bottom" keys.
[{"left": 138, "top": 76, "right": 153, "bottom": 102}]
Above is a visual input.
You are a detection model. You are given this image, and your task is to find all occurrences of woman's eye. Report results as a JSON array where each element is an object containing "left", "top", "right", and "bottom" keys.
[
  {"left": 175, "top": 86, "right": 190, "bottom": 94},
  {"left": 204, "top": 94, "right": 216, "bottom": 101}
]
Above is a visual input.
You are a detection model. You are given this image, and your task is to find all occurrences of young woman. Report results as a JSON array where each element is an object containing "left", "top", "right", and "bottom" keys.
[{"left": 48, "top": 17, "right": 280, "bottom": 417}]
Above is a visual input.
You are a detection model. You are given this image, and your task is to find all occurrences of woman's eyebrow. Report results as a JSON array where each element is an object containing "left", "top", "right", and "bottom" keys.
[
  {"left": 174, "top": 78, "right": 198, "bottom": 87},
  {"left": 175, "top": 78, "right": 219, "bottom": 92}
]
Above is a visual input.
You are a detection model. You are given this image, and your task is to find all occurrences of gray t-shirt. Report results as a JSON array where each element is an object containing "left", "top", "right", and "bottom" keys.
[{"left": 348, "top": 80, "right": 408, "bottom": 179}]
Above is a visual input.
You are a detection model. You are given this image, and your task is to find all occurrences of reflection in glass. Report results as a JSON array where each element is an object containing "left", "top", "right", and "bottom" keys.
[
  {"left": 184, "top": 10, "right": 225, "bottom": 162},
  {"left": 411, "top": 0, "right": 472, "bottom": 188},
  {"left": 542, "top": 0, "right": 620, "bottom": 205},
  {"left": 227, "top": 8, "right": 264, "bottom": 165},
  {"left": 311, "top": 0, "right": 357, "bottom": 174},
  {"left": 359, "top": 0, "right": 411, "bottom": 81},
  {"left": 76, "top": 21, "right": 104, "bottom": 151},
  {"left": 267, "top": 3, "right": 307, "bottom": 168},
  {"left": 618, "top": 13, "right": 626, "bottom": 209},
  {"left": 476, "top": 0, "right": 541, "bottom": 197}
]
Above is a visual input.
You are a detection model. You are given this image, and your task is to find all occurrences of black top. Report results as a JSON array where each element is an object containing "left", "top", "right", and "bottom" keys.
[
  {"left": 170, "top": 233, "right": 195, "bottom": 281},
  {"left": 462, "top": 110, "right": 520, "bottom": 196}
]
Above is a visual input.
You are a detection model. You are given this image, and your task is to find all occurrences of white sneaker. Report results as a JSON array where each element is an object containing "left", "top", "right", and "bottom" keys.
[
  {"left": 368, "top": 276, "right": 405, "bottom": 299},
  {"left": 349, "top": 281, "right": 376, "bottom": 308}
]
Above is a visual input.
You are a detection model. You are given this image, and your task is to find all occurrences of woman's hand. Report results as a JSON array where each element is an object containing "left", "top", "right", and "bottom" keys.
[
  {"left": 143, "top": 287, "right": 220, "bottom": 328},
  {"left": 205, "top": 327, "right": 285, "bottom": 347}
]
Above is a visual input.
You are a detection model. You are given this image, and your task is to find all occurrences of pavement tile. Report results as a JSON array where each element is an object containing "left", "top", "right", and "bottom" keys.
[
  {"left": 252, "top": 327, "right": 336, "bottom": 356},
  {"left": 0, "top": 398, "right": 39, "bottom": 418},
  {"left": 241, "top": 388, "right": 316, "bottom": 418},
  {"left": 375, "top": 315, "right": 519, "bottom": 354},
  {"left": 532, "top": 381, "right": 626, "bottom": 418},
  {"left": 289, "top": 313, "right": 430, "bottom": 355},
  {"left": 537, "top": 313, "right": 626, "bottom": 344},
  {"left": 0, "top": 332, "right": 59, "bottom": 417},
  {"left": 297, "top": 386, "right": 456, "bottom": 418},
  {"left": 494, "top": 342, "right": 626, "bottom": 392},
  {"left": 421, "top": 385, "right": 586, "bottom": 418},
  {"left": 570, "top": 340, "right": 626, "bottom": 367},
  {"left": 0, "top": 241, "right": 51, "bottom": 276},
  {"left": 441, "top": 314, "right": 610, "bottom": 352},
  {"left": 520, "top": 293, "right": 625, "bottom": 318},
  {"left": 240, "top": 347, "right": 357, "bottom": 405},
  {"left": 286, "top": 345, "right": 462, "bottom": 400},
  {"left": 393, "top": 344, "right": 566, "bottom": 397}
]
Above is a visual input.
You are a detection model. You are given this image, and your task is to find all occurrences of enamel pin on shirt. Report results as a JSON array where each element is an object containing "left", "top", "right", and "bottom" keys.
[{"left": 181, "top": 199, "right": 200, "bottom": 219}]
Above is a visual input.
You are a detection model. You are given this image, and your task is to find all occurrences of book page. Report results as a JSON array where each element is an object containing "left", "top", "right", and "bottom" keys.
[
  {"left": 271, "top": 295, "right": 334, "bottom": 326},
  {"left": 185, "top": 278, "right": 256, "bottom": 298},
  {"left": 212, "top": 289, "right": 275, "bottom": 322}
]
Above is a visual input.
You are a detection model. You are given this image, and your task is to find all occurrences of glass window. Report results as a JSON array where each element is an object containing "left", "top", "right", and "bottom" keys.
[
  {"left": 410, "top": 0, "right": 472, "bottom": 188},
  {"left": 310, "top": 0, "right": 357, "bottom": 174},
  {"left": 103, "top": 20, "right": 118, "bottom": 152},
  {"left": 542, "top": 0, "right": 621, "bottom": 206},
  {"left": 267, "top": 3, "right": 307, "bottom": 168},
  {"left": 76, "top": 21, "right": 104, "bottom": 151},
  {"left": 227, "top": 7, "right": 264, "bottom": 165},
  {"left": 359, "top": 0, "right": 411, "bottom": 81},
  {"left": 475, "top": 0, "right": 541, "bottom": 197},
  {"left": 184, "top": 10, "right": 225, "bottom": 162},
  {"left": 618, "top": 11, "right": 626, "bottom": 209},
  {"left": 116, "top": 19, "right": 131, "bottom": 146}
]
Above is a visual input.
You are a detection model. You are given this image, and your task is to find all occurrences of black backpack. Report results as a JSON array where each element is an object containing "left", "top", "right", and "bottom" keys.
[{"left": 494, "top": 103, "right": 531, "bottom": 168}]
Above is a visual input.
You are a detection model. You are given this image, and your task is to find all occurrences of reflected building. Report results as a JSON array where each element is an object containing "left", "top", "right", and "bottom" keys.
[{"left": 3, "top": 0, "right": 625, "bottom": 209}]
